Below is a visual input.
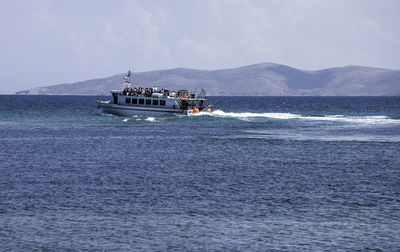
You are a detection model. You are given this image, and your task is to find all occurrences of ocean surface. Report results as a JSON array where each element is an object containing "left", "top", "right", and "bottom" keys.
[{"left": 1, "top": 95, "right": 400, "bottom": 251}]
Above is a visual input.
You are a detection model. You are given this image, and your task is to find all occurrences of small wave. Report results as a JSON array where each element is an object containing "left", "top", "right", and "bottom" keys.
[
  {"left": 97, "top": 112, "right": 116, "bottom": 117},
  {"left": 218, "top": 132, "right": 400, "bottom": 143},
  {"left": 210, "top": 110, "right": 400, "bottom": 124},
  {"left": 122, "top": 116, "right": 157, "bottom": 123}
]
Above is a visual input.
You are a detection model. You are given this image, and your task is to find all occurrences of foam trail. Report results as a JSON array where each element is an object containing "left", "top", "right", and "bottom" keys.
[
  {"left": 305, "top": 115, "right": 398, "bottom": 124},
  {"left": 145, "top": 117, "right": 156, "bottom": 122},
  {"left": 210, "top": 110, "right": 400, "bottom": 124},
  {"left": 211, "top": 110, "right": 301, "bottom": 119}
]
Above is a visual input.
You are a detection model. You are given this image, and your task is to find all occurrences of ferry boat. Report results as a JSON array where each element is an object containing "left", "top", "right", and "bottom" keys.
[{"left": 97, "top": 71, "right": 211, "bottom": 116}]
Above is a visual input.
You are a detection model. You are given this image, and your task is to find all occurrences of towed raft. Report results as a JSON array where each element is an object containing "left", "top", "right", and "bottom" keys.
[{"left": 97, "top": 71, "right": 212, "bottom": 116}]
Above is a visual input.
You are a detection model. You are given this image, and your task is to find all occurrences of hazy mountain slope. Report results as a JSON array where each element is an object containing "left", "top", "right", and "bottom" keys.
[{"left": 17, "top": 63, "right": 400, "bottom": 96}]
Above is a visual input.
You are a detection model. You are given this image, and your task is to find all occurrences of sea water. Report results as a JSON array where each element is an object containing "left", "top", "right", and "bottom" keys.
[{"left": 0, "top": 95, "right": 399, "bottom": 250}]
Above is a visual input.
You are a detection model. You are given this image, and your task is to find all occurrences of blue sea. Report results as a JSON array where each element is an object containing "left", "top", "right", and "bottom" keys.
[{"left": 1, "top": 95, "right": 400, "bottom": 251}]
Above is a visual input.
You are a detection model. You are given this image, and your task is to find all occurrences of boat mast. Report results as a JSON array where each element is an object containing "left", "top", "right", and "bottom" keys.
[{"left": 123, "top": 70, "right": 132, "bottom": 88}]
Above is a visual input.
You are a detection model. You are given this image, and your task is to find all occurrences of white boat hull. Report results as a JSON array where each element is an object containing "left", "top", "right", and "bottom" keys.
[{"left": 97, "top": 102, "right": 191, "bottom": 116}]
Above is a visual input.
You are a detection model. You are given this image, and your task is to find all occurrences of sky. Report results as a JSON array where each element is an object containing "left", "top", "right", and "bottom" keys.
[{"left": 0, "top": 0, "right": 399, "bottom": 94}]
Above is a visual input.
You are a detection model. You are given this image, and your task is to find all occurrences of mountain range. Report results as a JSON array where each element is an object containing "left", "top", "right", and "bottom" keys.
[{"left": 16, "top": 63, "right": 400, "bottom": 96}]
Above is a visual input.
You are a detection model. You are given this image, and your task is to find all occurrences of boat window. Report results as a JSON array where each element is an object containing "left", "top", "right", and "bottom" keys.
[
  {"left": 126, "top": 98, "right": 131, "bottom": 104},
  {"left": 139, "top": 99, "right": 144, "bottom": 104},
  {"left": 160, "top": 100, "right": 166, "bottom": 106},
  {"left": 153, "top": 100, "right": 158, "bottom": 106},
  {"left": 146, "top": 99, "right": 151, "bottom": 105},
  {"left": 132, "top": 98, "right": 137, "bottom": 104}
]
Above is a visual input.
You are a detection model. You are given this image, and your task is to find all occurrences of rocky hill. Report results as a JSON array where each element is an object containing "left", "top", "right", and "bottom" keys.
[{"left": 16, "top": 63, "right": 400, "bottom": 96}]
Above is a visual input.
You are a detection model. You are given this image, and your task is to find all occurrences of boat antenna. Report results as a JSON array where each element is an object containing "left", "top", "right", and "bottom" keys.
[{"left": 200, "top": 88, "right": 206, "bottom": 98}]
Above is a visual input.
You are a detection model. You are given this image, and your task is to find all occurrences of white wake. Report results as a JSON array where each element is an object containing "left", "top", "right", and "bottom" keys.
[{"left": 209, "top": 110, "right": 400, "bottom": 125}]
